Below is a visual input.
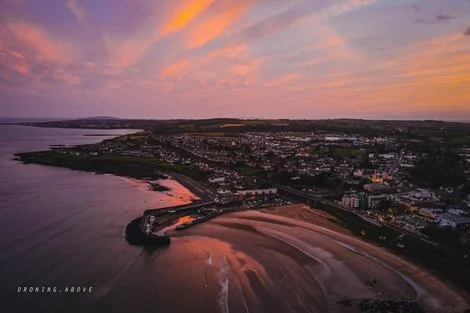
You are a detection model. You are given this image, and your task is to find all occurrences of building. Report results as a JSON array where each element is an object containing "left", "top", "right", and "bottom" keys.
[
  {"left": 417, "top": 208, "right": 438, "bottom": 221},
  {"left": 368, "top": 194, "right": 388, "bottom": 209},
  {"left": 364, "top": 183, "right": 391, "bottom": 193},
  {"left": 342, "top": 194, "right": 360, "bottom": 209},
  {"left": 438, "top": 213, "right": 470, "bottom": 230},
  {"left": 208, "top": 176, "right": 225, "bottom": 183},
  {"left": 378, "top": 153, "right": 395, "bottom": 159},
  {"left": 353, "top": 169, "right": 363, "bottom": 177},
  {"left": 342, "top": 193, "right": 366, "bottom": 209},
  {"left": 236, "top": 188, "right": 277, "bottom": 200},
  {"left": 357, "top": 192, "right": 367, "bottom": 209}
]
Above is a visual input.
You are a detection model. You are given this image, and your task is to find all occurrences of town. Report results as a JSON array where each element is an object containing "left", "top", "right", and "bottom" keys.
[{"left": 17, "top": 119, "right": 470, "bottom": 247}]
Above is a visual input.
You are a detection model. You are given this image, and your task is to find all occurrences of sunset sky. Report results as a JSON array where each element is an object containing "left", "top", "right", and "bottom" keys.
[{"left": 1, "top": 0, "right": 469, "bottom": 120}]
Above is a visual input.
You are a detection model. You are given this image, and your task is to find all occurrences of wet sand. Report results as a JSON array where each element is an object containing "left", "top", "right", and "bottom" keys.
[
  {"left": 260, "top": 203, "right": 353, "bottom": 235},
  {"left": 172, "top": 204, "right": 469, "bottom": 313}
]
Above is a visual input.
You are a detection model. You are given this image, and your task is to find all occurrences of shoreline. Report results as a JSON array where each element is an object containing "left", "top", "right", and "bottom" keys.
[
  {"left": 14, "top": 152, "right": 207, "bottom": 202},
  {"left": 10, "top": 126, "right": 470, "bottom": 306},
  {"left": 258, "top": 204, "right": 470, "bottom": 305},
  {"left": 206, "top": 205, "right": 470, "bottom": 310},
  {"left": 13, "top": 146, "right": 470, "bottom": 299},
  {"left": 12, "top": 128, "right": 209, "bottom": 203},
  {"left": 172, "top": 204, "right": 469, "bottom": 312}
]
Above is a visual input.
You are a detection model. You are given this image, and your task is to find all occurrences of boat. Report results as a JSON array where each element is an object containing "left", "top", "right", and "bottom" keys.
[
  {"left": 397, "top": 242, "right": 405, "bottom": 248},
  {"left": 361, "top": 230, "right": 366, "bottom": 235}
]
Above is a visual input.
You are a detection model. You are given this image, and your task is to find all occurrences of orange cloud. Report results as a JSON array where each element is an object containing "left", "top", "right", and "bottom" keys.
[
  {"left": 105, "top": 30, "right": 160, "bottom": 69},
  {"left": 342, "top": 33, "right": 470, "bottom": 114},
  {"left": 161, "top": 59, "right": 190, "bottom": 77},
  {"left": 246, "top": 30, "right": 469, "bottom": 118},
  {"left": 207, "top": 43, "right": 248, "bottom": 59},
  {"left": 161, "top": 0, "right": 213, "bottom": 35},
  {"left": 310, "top": 24, "right": 362, "bottom": 62},
  {"left": 8, "top": 21, "right": 69, "bottom": 61},
  {"left": 186, "top": 0, "right": 253, "bottom": 48},
  {"left": 263, "top": 73, "right": 299, "bottom": 87},
  {"left": 230, "top": 57, "right": 265, "bottom": 76}
]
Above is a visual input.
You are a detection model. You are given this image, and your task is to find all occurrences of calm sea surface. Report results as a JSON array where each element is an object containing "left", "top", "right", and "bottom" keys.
[
  {"left": 0, "top": 125, "right": 195, "bottom": 313},
  {"left": 0, "top": 125, "right": 464, "bottom": 313}
]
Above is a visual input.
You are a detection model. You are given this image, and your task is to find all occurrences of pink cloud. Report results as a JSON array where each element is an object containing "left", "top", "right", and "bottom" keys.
[
  {"left": 66, "top": 0, "right": 86, "bottom": 21},
  {"left": 8, "top": 21, "right": 71, "bottom": 62},
  {"left": 161, "top": 59, "right": 190, "bottom": 78},
  {"left": 186, "top": 0, "right": 254, "bottom": 48}
]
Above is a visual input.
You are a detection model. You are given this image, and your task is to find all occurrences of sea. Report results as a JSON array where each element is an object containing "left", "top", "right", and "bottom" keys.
[
  {"left": 0, "top": 125, "right": 197, "bottom": 313},
  {"left": 0, "top": 125, "right": 464, "bottom": 313}
]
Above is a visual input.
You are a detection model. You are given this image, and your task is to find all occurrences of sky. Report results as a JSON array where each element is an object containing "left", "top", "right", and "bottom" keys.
[{"left": 0, "top": 0, "right": 469, "bottom": 120}]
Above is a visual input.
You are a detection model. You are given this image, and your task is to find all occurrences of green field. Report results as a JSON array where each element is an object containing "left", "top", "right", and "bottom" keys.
[
  {"left": 448, "top": 135, "right": 470, "bottom": 145},
  {"left": 15, "top": 150, "right": 209, "bottom": 181},
  {"left": 234, "top": 164, "right": 262, "bottom": 176}
]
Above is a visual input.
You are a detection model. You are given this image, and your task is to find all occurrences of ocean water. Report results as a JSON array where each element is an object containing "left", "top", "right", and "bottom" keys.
[
  {"left": 0, "top": 126, "right": 195, "bottom": 313},
  {"left": 0, "top": 125, "right": 465, "bottom": 313}
]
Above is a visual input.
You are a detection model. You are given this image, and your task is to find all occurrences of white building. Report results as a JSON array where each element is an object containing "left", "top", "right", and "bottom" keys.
[
  {"left": 353, "top": 169, "right": 363, "bottom": 177},
  {"left": 379, "top": 153, "right": 395, "bottom": 159},
  {"left": 447, "top": 209, "right": 465, "bottom": 216},
  {"left": 236, "top": 188, "right": 277, "bottom": 198},
  {"left": 342, "top": 195, "right": 360, "bottom": 209},
  {"left": 208, "top": 176, "right": 225, "bottom": 183},
  {"left": 438, "top": 214, "right": 470, "bottom": 229}
]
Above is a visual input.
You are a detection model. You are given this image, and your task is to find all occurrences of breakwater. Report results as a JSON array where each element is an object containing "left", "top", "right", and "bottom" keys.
[{"left": 125, "top": 217, "right": 170, "bottom": 247}]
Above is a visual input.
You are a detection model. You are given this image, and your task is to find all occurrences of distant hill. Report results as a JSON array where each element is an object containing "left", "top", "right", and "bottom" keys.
[
  {"left": 0, "top": 117, "right": 71, "bottom": 124},
  {"left": 80, "top": 116, "right": 121, "bottom": 120}
]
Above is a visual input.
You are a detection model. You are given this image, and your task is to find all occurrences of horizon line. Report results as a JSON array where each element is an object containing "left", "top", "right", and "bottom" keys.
[{"left": 1, "top": 116, "right": 469, "bottom": 123}]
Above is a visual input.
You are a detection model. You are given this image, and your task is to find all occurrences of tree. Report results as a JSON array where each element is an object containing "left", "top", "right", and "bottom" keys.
[
  {"left": 410, "top": 151, "right": 466, "bottom": 187},
  {"left": 377, "top": 198, "right": 393, "bottom": 211}
]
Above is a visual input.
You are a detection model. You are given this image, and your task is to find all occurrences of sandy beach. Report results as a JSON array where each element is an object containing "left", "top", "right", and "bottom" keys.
[{"left": 174, "top": 203, "right": 470, "bottom": 313}]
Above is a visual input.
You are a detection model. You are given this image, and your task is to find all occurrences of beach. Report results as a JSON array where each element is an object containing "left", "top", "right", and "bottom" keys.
[{"left": 173, "top": 204, "right": 469, "bottom": 313}]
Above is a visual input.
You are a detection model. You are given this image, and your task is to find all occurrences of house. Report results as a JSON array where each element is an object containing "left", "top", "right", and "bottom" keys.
[
  {"left": 208, "top": 176, "right": 225, "bottom": 183},
  {"left": 236, "top": 188, "right": 277, "bottom": 200}
]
